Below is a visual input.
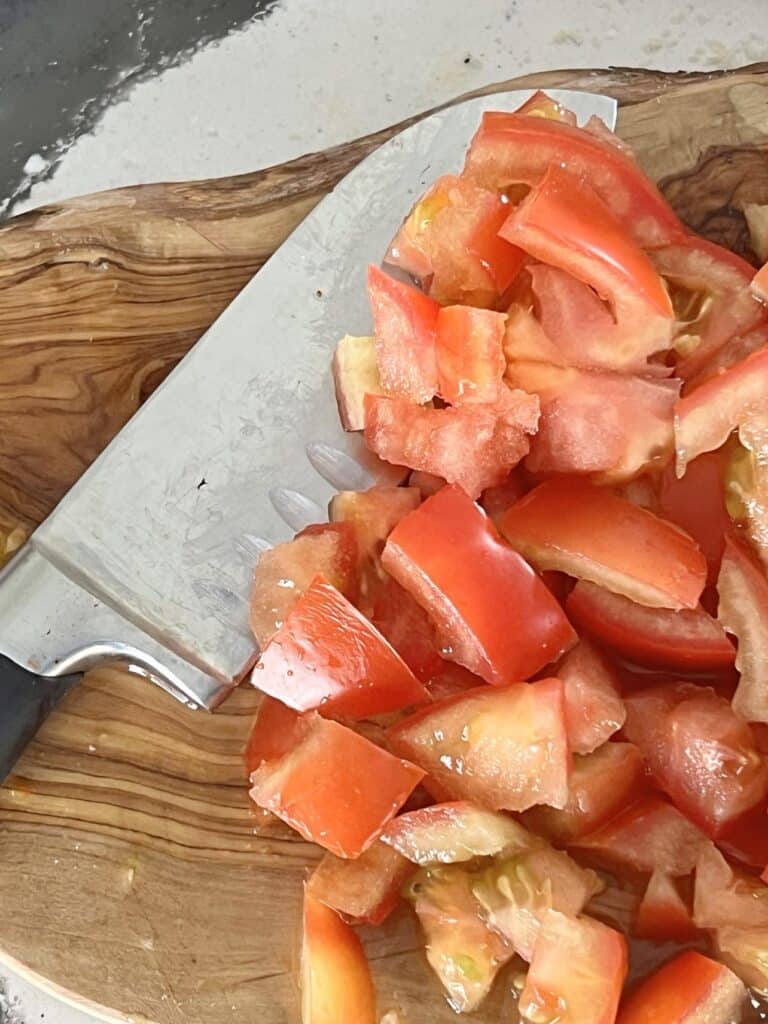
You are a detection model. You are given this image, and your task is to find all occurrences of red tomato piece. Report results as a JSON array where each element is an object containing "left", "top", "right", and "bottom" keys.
[
  {"left": 687, "top": 322, "right": 768, "bottom": 387},
  {"left": 505, "top": 360, "right": 678, "bottom": 481},
  {"left": 250, "top": 522, "right": 358, "bottom": 647},
  {"left": 693, "top": 841, "right": 768, "bottom": 929},
  {"left": 307, "top": 841, "right": 414, "bottom": 926},
  {"left": 500, "top": 479, "right": 707, "bottom": 610},
  {"left": 479, "top": 468, "right": 529, "bottom": 526},
  {"left": 407, "top": 469, "right": 445, "bottom": 499},
  {"left": 523, "top": 742, "right": 645, "bottom": 843},
  {"left": 624, "top": 682, "right": 768, "bottom": 836},
  {"left": 384, "top": 174, "right": 524, "bottom": 305},
  {"left": 519, "top": 909, "right": 627, "bottom": 1024},
  {"left": 380, "top": 801, "right": 531, "bottom": 865},
  {"left": 435, "top": 305, "right": 506, "bottom": 405},
  {"left": 571, "top": 796, "right": 709, "bottom": 877},
  {"left": 556, "top": 638, "right": 626, "bottom": 754},
  {"left": 244, "top": 696, "right": 304, "bottom": 776},
  {"left": 249, "top": 713, "right": 424, "bottom": 857},
  {"left": 251, "top": 576, "right": 428, "bottom": 718},
  {"left": 382, "top": 485, "right": 576, "bottom": 683},
  {"left": 617, "top": 950, "right": 746, "bottom": 1024},
  {"left": 718, "top": 535, "right": 768, "bottom": 723},
  {"left": 499, "top": 166, "right": 674, "bottom": 323},
  {"left": 726, "top": 412, "right": 768, "bottom": 571},
  {"left": 388, "top": 677, "right": 570, "bottom": 812},
  {"left": 566, "top": 580, "right": 735, "bottom": 672},
  {"left": 514, "top": 89, "right": 578, "bottom": 124},
  {"left": 301, "top": 886, "right": 377, "bottom": 1024},
  {"left": 463, "top": 111, "right": 684, "bottom": 247},
  {"left": 632, "top": 870, "right": 698, "bottom": 943},
  {"left": 367, "top": 263, "right": 439, "bottom": 402},
  {"left": 364, "top": 388, "right": 539, "bottom": 499},
  {"left": 369, "top": 575, "right": 444, "bottom": 683},
  {"left": 425, "top": 662, "right": 483, "bottom": 702}
]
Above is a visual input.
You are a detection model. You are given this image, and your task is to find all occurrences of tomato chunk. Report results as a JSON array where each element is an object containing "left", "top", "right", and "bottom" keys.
[
  {"left": 515, "top": 89, "right": 578, "bottom": 124},
  {"left": 332, "top": 334, "right": 386, "bottom": 431},
  {"left": 250, "top": 713, "right": 424, "bottom": 857},
  {"left": 307, "top": 841, "right": 413, "bottom": 926},
  {"left": 382, "top": 485, "right": 575, "bottom": 683},
  {"left": 523, "top": 742, "right": 645, "bottom": 843},
  {"left": 725, "top": 412, "right": 768, "bottom": 571},
  {"left": 571, "top": 796, "right": 708, "bottom": 876},
  {"left": 617, "top": 950, "right": 745, "bottom": 1024},
  {"left": 435, "top": 305, "right": 506, "bottom": 405},
  {"left": 632, "top": 871, "right": 698, "bottom": 943},
  {"left": 388, "top": 677, "right": 570, "bottom": 812},
  {"left": 364, "top": 389, "right": 539, "bottom": 499},
  {"left": 566, "top": 580, "right": 735, "bottom": 672},
  {"left": 519, "top": 909, "right": 627, "bottom": 1024},
  {"left": 693, "top": 841, "right": 768, "bottom": 929},
  {"left": 250, "top": 522, "right": 357, "bottom": 647},
  {"left": 463, "top": 111, "right": 684, "bottom": 247},
  {"left": 479, "top": 468, "right": 529, "bottom": 526},
  {"left": 380, "top": 801, "right": 530, "bottom": 865},
  {"left": 301, "top": 886, "right": 376, "bottom": 1024},
  {"left": 368, "top": 576, "right": 444, "bottom": 683},
  {"left": 500, "top": 479, "right": 707, "bottom": 610},
  {"left": 244, "top": 696, "right": 304, "bottom": 776},
  {"left": 367, "top": 264, "right": 439, "bottom": 402},
  {"left": 718, "top": 535, "right": 768, "bottom": 723},
  {"left": 556, "top": 639, "right": 626, "bottom": 754},
  {"left": 715, "top": 925, "right": 768, "bottom": 994},
  {"left": 624, "top": 682, "right": 768, "bottom": 836},
  {"left": 252, "top": 576, "right": 427, "bottom": 718}
]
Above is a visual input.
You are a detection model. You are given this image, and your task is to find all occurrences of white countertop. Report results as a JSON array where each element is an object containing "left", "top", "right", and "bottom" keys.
[{"left": 2, "top": 0, "right": 765, "bottom": 1021}]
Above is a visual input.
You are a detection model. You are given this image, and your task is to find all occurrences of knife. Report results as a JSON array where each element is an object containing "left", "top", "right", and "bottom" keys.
[{"left": 0, "top": 89, "right": 617, "bottom": 781}]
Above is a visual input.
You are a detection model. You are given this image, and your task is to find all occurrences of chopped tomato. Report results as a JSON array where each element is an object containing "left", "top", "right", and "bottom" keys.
[
  {"left": 463, "top": 111, "right": 684, "bottom": 247},
  {"left": 251, "top": 576, "right": 428, "bottom": 718},
  {"left": 505, "top": 360, "right": 678, "bottom": 481},
  {"left": 571, "top": 796, "right": 709, "bottom": 877},
  {"left": 380, "top": 801, "right": 530, "bottom": 865},
  {"left": 616, "top": 950, "right": 746, "bottom": 1024},
  {"left": 250, "top": 522, "right": 358, "bottom": 646},
  {"left": 556, "top": 638, "right": 626, "bottom": 755},
  {"left": 301, "top": 886, "right": 377, "bottom": 1024},
  {"left": 479, "top": 468, "right": 529, "bottom": 526},
  {"left": 693, "top": 841, "right": 768, "bottom": 929},
  {"left": 425, "top": 662, "right": 483, "bottom": 702},
  {"left": 499, "top": 165, "right": 674, "bottom": 321},
  {"left": 753, "top": 259, "right": 768, "bottom": 303},
  {"left": 519, "top": 909, "right": 627, "bottom": 1024},
  {"left": 624, "top": 682, "right": 768, "bottom": 836},
  {"left": 725, "top": 412, "right": 768, "bottom": 571},
  {"left": 405, "top": 863, "right": 513, "bottom": 1013},
  {"left": 307, "top": 841, "right": 414, "bottom": 926},
  {"left": 388, "top": 677, "right": 570, "bottom": 812},
  {"left": 500, "top": 479, "right": 707, "bottom": 610},
  {"left": 717, "top": 798, "right": 768, "bottom": 871},
  {"left": 244, "top": 696, "right": 304, "bottom": 776},
  {"left": 715, "top": 925, "right": 768, "bottom": 994},
  {"left": 407, "top": 469, "right": 445, "bottom": 498},
  {"left": 332, "top": 334, "right": 385, "bottom": 431},
  {"left": 364, "top": 388, "right": 539, "bottom": 499},
  {"left": 632, "top": 871, "right": 698, "bottom": 943},
  {"left": 435, "top": 305, "right": 506, "bottom": 405},
  {"left": 515, "top": 89, "right": 578, "bottom": 124},
  {"left": 473, "top": 846, "right": 602, "bottom": 962},
  {"left": 687, "top": 322, "right": 768, "bottom": 387},
  {"left": 718, "top": 535, "right": 768, "bottom": 723},
  {"left": 523, "top": 742, "right": 645, "bottom": 843},
  {"left": 367, "top": 263, "right": 439, "bottom": 402},
  {"left": 369, "top": 575, "right": 444, "bottom": 683},
  {"left": 382, "top": 485, "right": 576, "bottom": 683},
  {"left": 566, "top": 580, "right": 735, "bottom": 672},
  {"left": 249, "top": 713, "right": 424, "bottom": 857},
  {"left": 384, "top": 174, "right": 524, "bottom": 305}
]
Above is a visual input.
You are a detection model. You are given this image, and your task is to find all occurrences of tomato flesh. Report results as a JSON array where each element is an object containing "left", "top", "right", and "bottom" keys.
[
  {"left": 693, "top": 841, "right": 768, "bottom": 929},
  {"left": 718, "top": 535, "right": 768, "bottom": 723},
  {"left": 307, "top": 841, "right": 413, "bottom": 926},
  {"left": 616, "top": 950, "right": 746, "bottom": 1024},
  {"left": 380, "top": 801, "right": 530, "bottom": 865},
  {"left": 332, "top": 334, "right": 385, "bottom": 432},
  {"left": 556, "top": 638, "right": 626, "bottom": 754},
  {"left": 244, "top": 696, "right": 304, "bottom": 776},
  {"left": 369, "top": 575, "right": 444, "bottom": 683},
  {"left": 632, "top": 871, "right": 698, "bottom": 943},
  {"left": 435, "top": 305, "right": 506, "bottom": 405},
  {"left": 716, "top": 925, "right": 768, "bottom": 994}
]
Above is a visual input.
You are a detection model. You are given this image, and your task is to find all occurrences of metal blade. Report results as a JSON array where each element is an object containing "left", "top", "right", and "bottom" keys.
[{"left": 0, "top": 89, "right": 617, "bottom": 707}]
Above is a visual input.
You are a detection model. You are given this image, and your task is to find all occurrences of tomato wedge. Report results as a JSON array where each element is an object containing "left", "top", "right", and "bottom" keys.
[
  {"left": 499, "top": 165, "right": 674, "bottom": 322},
  {"left": 616, "top": 950, "right": 745, "bottom": 1024},
  {"left": 556, "top": 638, "right": 626, "bottom": 754},
  {"left": 301, "top": 886, "right": 377, "bottom": 1024},
  {"left": 380, "top": 801, "right": 530, "bottom": 865},
  {"left": 519, "top": 909, "right": 627, "bottom": 1024},
  {"left": 500, "top": 479, "right": 707, "bottom": 610},
  {"left": 364, "top": 388, "right": 539, "bottom": 499},
  {"left": 307, "top": 842, "right": 414, "bottom": 926},
  {"left": 718, "top": 535, "right": 768, "bottom": 723},
  {"left": 244, "top": 696, "right": 304, "bottom": 775},
  {"left": 367, "top": 263, "right": 439, "bottom": 402},
  {"left": 382, "top": 485, "right": 576, "bottom": 684},
  {"left": 462, "top": 111, "right": 684, "bottom": 246},
  {"left": 693, "top": 841, "right": 768, "bottom": 929},
  {"left": 435, "top": 305, "right": 506, "bottom": 405},
  {"left": 388, "top": 677, "right": 570, "bottom": 812},
  {"left": 249, "top": 713, "right": 424, "bottom": 857},
  {"left": 251, "top": 576, "right": 428, "bottom": 718},
  {"left": 566, "top": 580, "right": 735, "bottom": 672},
  {"left": 632, "top": 871, "right": 698, "bottom": 943}
]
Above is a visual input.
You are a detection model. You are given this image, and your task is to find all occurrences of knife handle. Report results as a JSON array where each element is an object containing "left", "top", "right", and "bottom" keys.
[{"left": 0, "top": 653, "right": 79, "bottom": 781}]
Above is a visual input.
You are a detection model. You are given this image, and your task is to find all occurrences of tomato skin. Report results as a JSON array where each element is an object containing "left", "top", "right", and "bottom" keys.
[
  {"left": 463, "top": 111, "right": 684, "bottom": 247},
  {"left": 617, "top": 950, "right": 746, "bottom": 1024},
  {"left": 435, "top": 305, "right": 506, "bottom": 405},
  {"left": 252, "top": 576, "right": 428, "bottom": 718},
  {"left": 557, "top": 638, "right": 626, "bottom": 754},
  {"left": 244, "top": 696, "right": 304, "bottom": 776},
  {"left": 718, "top": 535, "right": 768, "bottom": 723},
  {"left": 566, "top": 580, "right": 735, "bottom": 672},
  {"left": 301, "top": 887, "right": 377, "bottom": 1024},
  {"left": 250, "top": 713, "right": 424, "bottom": 858},
  {"left": 632, "top": 871, "right": 698, "bottom": 943},
  {"left": 382, "top": 485, "right": 576, "bottom": 684},
  {"left": 380, "top": 801, "right": 530, "bottom": 865},
  {"left": 500, "top": 479, "right": 707, "bottom": 610},
  {"left": 307, "top": 842, "right": 414, "bottom": 926},
  {"left": 367, "top": 264, "right": 440, "bottom": 402}
]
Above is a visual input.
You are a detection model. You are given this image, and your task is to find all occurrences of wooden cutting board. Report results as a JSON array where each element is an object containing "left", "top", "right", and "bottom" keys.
[{"left": 1, "top": 64, "right": 768, "bottom": 1024}]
